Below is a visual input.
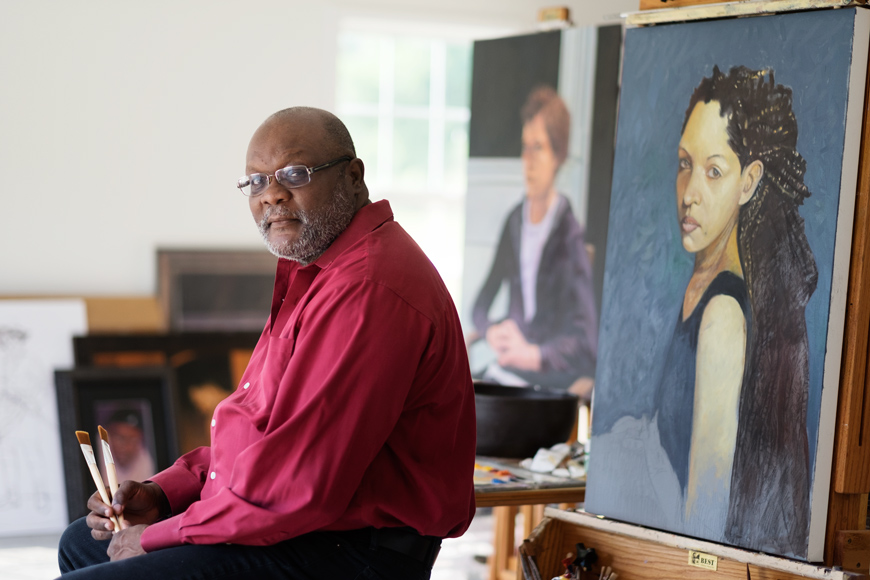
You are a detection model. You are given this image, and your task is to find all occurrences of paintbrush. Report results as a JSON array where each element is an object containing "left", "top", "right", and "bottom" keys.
[
  {"left": 98, "top": 425, "right": 120, "bottom": 499},
  {"left": 75, "top": 430, "right": 121, "bottom": 531}
]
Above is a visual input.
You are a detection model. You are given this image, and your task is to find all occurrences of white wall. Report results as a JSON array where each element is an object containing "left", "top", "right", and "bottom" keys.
[{"left": 0, "top": 0, "right": 636, "bottom": 296}]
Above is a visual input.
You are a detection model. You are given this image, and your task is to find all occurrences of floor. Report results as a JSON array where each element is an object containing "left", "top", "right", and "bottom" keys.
[
  {"left": 0, "top": 509, "right": 494, "bottom": 580},
  {"left": 0, "top": 533, "right": 62, "bottom": 580}
]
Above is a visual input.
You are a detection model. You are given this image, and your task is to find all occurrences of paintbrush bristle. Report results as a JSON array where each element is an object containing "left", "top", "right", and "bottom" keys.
[
  {"left": 98, "top": 425, "right": 109, "bottom": 442},
  {"left": 75, "top": 430, "right": 91, "bottom": 445}
]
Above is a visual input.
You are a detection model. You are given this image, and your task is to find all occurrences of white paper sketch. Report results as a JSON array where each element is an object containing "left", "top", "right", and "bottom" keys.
[{"left": 0, "top": 300, "right": 87, "bottom": 536}]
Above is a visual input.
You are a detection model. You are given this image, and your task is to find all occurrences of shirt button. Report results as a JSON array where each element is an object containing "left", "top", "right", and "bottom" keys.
[
  {"left": 243, "top": 382, "right": 250, "bottom": 389},
  {"left": 211, "top": 419, "right": 216, "bottom": 427},
  {"left": 210, "top": 472, "right": 216, "bottom": 480}
]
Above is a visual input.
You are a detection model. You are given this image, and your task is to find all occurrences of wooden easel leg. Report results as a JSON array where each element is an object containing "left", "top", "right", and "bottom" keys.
[
  {"left": 521, "top": 504, "right": 546, "bottom": 539},
  {"left": 826, "top": 491, "right": 870, "bottom": 569},
  {"left": 491, "top": 505, "right": 517, "bottom": 580}
]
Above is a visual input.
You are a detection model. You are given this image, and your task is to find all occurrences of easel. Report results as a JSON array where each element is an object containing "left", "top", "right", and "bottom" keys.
[{"left": 508, "top": 0, "right": 870, "bottom": 577}]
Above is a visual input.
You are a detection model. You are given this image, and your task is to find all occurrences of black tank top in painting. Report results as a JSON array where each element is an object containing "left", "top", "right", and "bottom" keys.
[{"left": 654, "top": 271, "right": 751, "bottom": 494}]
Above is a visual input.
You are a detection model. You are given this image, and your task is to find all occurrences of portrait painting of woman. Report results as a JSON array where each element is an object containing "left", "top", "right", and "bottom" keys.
[
  {"left": 470, "top": 86, "right": 598, "bottom": 395},
  {"left": 654, "top": 65, "right": 817, "bottom": 552},
  {"left": 584, "top": 8, "right": 867, "bottom": 560}
]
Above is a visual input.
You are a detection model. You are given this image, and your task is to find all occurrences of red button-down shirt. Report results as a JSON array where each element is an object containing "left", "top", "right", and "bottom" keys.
[{"left": 141, "top": 201, "right": 476, "bottom": 551}]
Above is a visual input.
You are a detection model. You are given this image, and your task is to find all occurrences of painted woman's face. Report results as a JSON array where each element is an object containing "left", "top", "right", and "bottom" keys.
[
  {"left": 522, "top": 113, "right": 559, "bottom": 200},
  {"left": 676, "top": 101, "right": 745, "bottom": 255}
]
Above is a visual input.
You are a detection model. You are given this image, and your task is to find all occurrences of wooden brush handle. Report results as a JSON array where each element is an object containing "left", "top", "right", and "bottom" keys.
[
  {"left": 80, "top": 444, "right": 121, "bottom": 531},
  {"left": 101, "top": 439, "right": 120, "bottom": 497}
]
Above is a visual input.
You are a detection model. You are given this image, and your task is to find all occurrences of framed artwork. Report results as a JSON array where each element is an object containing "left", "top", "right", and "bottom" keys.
[
  {"left": 55, "top": 367, "right": 177, "bottom": 523},
  {"left": 73, "top": 332, "right": 260, "bottom": 456},
  {"left": 157, "top": 249, "right": 277, "bottom": 331},
  {"left": 461, "top": 25, "right": 621, "bottom": 395},
  {"left": 584, "top": 8, "right": 869, "bottom": 561}
]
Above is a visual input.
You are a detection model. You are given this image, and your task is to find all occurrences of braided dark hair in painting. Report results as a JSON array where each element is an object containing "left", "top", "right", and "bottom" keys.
[{"left": 684, "top": 66, "right": 818, "bottom": 555}]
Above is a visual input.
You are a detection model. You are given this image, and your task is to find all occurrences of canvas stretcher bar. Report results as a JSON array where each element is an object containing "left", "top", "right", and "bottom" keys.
[
  {"left": 626, "top": 0, "right": 867, "bottom": 27},
  {"left": 832, "top": 4, "right": 870, "bottom": 498},
  {"left": 813, "top": 7, "right": 870, "bottom": 567},
  {"left": 824, "top": 2, "right": 870, "bottom": 567}
]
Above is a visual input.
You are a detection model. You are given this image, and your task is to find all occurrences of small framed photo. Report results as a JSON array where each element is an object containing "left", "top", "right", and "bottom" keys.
[{"left": 55, "top": 367, "right": 178, "bottom": 523}]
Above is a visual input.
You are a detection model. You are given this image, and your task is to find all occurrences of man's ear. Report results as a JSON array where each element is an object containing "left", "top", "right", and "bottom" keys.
[
  {"left": 739, "top": 159, "right": 764, "bottom": 206},
  {"left": 346, "top": 157, "right": 369, "bottom": 208},
  {"left": 347, "top": 158, "right": 366, "bottom": 190}
]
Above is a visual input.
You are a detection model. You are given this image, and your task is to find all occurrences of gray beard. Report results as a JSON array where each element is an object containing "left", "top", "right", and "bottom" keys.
[{"left": 257, "top": 182, "right": 357, "bottom": 265}]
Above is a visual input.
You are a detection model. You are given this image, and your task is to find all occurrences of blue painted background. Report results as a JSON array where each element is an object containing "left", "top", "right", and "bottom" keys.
[{"left": 591, "top": 9, "right": 857, "bottom": 485}]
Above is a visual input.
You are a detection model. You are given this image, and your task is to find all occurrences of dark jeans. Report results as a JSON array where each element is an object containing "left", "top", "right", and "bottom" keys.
[{"left": 57, "top": 518, "right": 432, "bottom": 580}]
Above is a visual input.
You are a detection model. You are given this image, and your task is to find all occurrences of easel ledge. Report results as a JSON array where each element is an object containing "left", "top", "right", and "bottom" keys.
[
  {"left": 527, "top": 508, "right": 864, "bottom": 580},
  {"left": 626, "top": 0, "right": 867, "bottom": 26}
]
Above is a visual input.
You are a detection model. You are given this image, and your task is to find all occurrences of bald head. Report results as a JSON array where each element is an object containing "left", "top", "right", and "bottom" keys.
[{"left": 257, "top": 106, "right": 356, "bottom": 160}]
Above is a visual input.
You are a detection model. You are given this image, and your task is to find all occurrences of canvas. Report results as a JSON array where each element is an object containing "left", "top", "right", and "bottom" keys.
[
  {"left": 461, "top": 26, "right": 620, "bottom": 394},
  {"left": 585, "top": 8, "right": 869, "bottom": 561}
]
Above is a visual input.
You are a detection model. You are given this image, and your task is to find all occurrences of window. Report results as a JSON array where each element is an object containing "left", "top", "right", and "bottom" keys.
[
  {"left": 336, "top": 33, "right": 472, "bottom": 196},
  {"left": 336, "top": 27, "right": 475, "bottom": 302}
]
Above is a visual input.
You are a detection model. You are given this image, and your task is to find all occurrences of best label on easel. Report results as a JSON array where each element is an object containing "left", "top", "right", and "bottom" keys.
[{"left": 688, "top": 550, "right": 718, "bottom": 571}]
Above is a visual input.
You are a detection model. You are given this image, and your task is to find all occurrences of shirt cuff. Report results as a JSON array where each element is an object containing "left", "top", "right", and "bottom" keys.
[
  {"left": 148, "top": 464, "right": 204, "bottom": 517},
  {"left": 140, "top": 515, "right": 183, "bottom": 552}
]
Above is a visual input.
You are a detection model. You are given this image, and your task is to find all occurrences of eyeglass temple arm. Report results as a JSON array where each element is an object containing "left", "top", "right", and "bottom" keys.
[{"left": 310, "top": 155, "right": 353, "bottom": 174}]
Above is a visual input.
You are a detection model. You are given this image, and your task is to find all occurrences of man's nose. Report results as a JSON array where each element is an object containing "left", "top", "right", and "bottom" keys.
[{"left": 259, "top": 177, "right": 291, "bottom": 205}]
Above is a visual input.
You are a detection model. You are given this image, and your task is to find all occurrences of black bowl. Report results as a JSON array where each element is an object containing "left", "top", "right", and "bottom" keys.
[{"left": 474, "top": 381, "right": 579, "bottom": 459}]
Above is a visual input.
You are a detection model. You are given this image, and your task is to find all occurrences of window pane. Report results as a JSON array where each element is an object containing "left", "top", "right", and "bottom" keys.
[
  {"left": 393, "top": 118, "right": 428, "bottom": 190},
  {"left": 443, "top": 121, "right": 468, "bottom": 192},
  {"left": 445, "top": 42, "right": 472, "bottom": 108},
  {"left": 394, "top": 38, "right": 430, "bottom": 107},
  {"left": 342, "top": 115, "right": 379, "bottom": 183},
  {"left": 337, "top": 34, "right": 380, "bottom": 105}
]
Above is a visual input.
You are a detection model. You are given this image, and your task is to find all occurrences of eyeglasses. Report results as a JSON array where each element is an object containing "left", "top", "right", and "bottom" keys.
[{"left": 237, "top": 155, "right": 353, "bottom": 197}]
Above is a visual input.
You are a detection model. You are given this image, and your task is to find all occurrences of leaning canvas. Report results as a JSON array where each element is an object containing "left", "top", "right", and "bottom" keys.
[
  {"left": 585, "top": 8, "right": 869, "bottom": 561},
  {"left": 461, "top": 26, "right": 621, "bottom": 393}
]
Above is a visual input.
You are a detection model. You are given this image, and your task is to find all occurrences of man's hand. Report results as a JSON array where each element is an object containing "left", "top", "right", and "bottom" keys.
[
  {"left": 485, "top": 319, "right": 542, "bottom": 371},
  {"left": 85, "top": 481, "right": 169, "bottom": 541},
  {"left": 108, "top": 524, "right": 148, "bottom": 561}
]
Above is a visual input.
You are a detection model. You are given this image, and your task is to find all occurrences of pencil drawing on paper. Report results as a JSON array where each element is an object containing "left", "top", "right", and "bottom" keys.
[
  {"left": 0, "top": 327, "right": 53, "bottom": 514},
  {"left": 584, "top": 8, "right": 865, "bottom": 560},
  {"left": 0, "top": 300, "right": 87, "bottom": 536}
]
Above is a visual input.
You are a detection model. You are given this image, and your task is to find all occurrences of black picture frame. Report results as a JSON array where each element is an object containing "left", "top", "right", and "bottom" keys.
[
  {"left": 55, "top": 367, "right": 178, "bottom": 523},
  {"left": 73, "top": 332, "right": 260, "bottom": 456}
]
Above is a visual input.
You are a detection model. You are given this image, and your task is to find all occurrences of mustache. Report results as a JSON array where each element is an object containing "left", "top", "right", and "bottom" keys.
[{"left": 258, "top": 205, "right": 308, "bottom": 230}]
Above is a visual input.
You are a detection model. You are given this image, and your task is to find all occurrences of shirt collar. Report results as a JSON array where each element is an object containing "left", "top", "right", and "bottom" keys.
[
  {"left": 318, "top": 200, "right": 396, "bottom": 268},
  {"left": 274, "top": 200, "right": 394, "bottom": 271}
]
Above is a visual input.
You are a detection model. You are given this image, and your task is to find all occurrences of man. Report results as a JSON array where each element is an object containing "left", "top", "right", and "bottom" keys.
[{"left": 57, "top": 107, "right": 477, "bottom": 579}]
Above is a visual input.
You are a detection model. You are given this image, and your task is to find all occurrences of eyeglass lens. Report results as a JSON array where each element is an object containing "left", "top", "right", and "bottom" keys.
[
  {"left": 245, "top": 174, "right": 271, "bottom": 196},
  {"left": 237, "top": 168, "right": 311, "bottom": 197},
  {"left": 275, "top": 166, "right": 311, "bottom": 189}
]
